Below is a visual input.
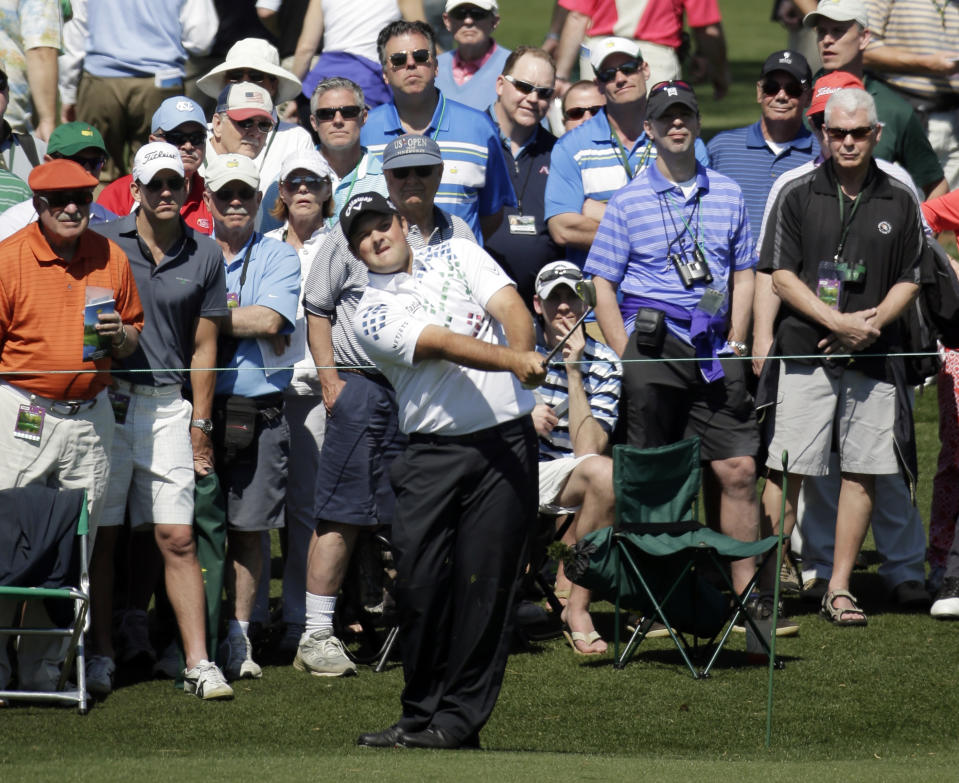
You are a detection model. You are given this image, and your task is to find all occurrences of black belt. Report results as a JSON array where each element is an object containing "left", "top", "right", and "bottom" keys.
[
  {"left": 409, "top": 415, "right": 531, "bottom": 445},
  {"left": 337, "top": 366, "right": 387, "bottom": 383}
]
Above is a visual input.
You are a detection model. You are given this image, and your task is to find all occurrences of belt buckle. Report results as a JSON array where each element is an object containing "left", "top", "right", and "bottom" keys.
[{"left": 50, "top": 400, "right": 81, "bottom": 416}]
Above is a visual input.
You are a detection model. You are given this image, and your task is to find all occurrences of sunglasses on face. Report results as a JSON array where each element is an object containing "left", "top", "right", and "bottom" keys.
[
  {"left": 314, "top": 105, "right": 363, "bottom": 122},
  {"left": 159, "top": 130, "right": 207, "bottom": 147},
  {"left": 388, "top": 165, "right": 438, "bottom": 179},
  {"left": 0, "top": 73, "right": 7, "bottom": 92},
  {"left": 38, "top": 190, "right": 94, "bottom": 209},
  {"left": 226, "top": 69, "right": 269, "bottom": 84},
  {"left": 564, "top": 104, "right": 603, "bottom": 121},
  {"left": 50, "top": 152, "right": 107, "bottom": 173},
  {"left": 761, "top": 78, "right": 805, "bottom": 98},
  {"left": 143, "top": 175, "right": 185, "bottom": 193},
  {"left": 230, "top": 116, "right": 274, "bottom": 133},
  {"left": 504, "top": 74, "right": 554, "bottom": 101},
  {"left": 388, "top": 49, "right": 431, "bottom": 68},
  {"left": 213, "top": 185, "right": 257, "bottom": 201},
  {"left": 282, "top": 175, "right": 330, "bottom": 191},
  {"left": 824, "top": 125, "right": 875, "bottom": 141},
  {"left": 448, "top": 5, "right": 492, "bottom": 20},
  {"left": 595, "top": 59, "right": 643, "bottom": 84}
]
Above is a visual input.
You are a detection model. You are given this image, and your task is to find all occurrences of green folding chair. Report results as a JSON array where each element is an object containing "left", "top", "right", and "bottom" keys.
[
  {"left": 567, "top": 437, "right": 783, "bottom": 678},
  {"left": 0, "top": 486, "right": 91, "bottom": 712}
]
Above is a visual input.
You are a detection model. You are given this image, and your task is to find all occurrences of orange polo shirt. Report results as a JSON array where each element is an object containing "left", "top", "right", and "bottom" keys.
[{"left": 0, "top": 222, "right": 144, "bottom": 400}]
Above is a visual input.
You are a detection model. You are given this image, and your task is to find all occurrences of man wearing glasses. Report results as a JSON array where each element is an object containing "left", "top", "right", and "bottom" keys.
[
  {"left": 207, "top": 83, "right": 276, "bottom": 173},
  {"left": 560, "top": 80, "right": 605, "bottom": 133},
  {"left": 88, "top": 142, "right": 232, "bottom": 699},
  {"left": 0, "top": 159, "right": 142, "bottom": 695},
  {"left": 585, "top": 81, "right": 762, "bottom": 604},
  {"left": 545, "top": 37, "right": 708, "bottom": 268},
  {"left": 202, "top": 154, "right": 300, "bottom": 683},
  {"left": 759, "top": 87, "right": 924, "bottom": 628},
  {"left": 435, "top": 1, "right": 511, "bottom": 112},
  {"left": 362, "top": 20, "right": 516, "bottom": 245},
  {"left": 0, "top": 122, "right": 117, "bottom": 241},
  {"left": 96, "top": 96, "right": 214, "bottom": 235},
  {"left": 484, "top": 46, "right": 561, "bottom": 307}
]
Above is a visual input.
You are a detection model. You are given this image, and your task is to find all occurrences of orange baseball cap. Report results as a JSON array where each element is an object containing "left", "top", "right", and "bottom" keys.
[{"left": 807, "top": 71, "right": 866, "bottom": 117}]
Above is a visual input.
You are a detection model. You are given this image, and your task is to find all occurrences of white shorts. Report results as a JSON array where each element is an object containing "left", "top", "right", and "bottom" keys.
[
  {"left": 100, "top": 382, "right": 195, "bottom": 528},
  {"left": 765, "top": 362, "right": 899, "bottom": 476},
  {"left": 539, "top": 455, "right": 594, "bottom": 512}
]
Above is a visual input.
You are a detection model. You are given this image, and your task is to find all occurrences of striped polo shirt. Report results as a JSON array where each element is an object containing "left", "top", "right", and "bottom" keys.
[
  {"left": 0, "top": 169, "right": 32, "bottom": 213},
  {"left": 865, "top": 0, "right": 959, "bottom": 99},
  {"left": 583, "top": 161, "right": 753, "bottom": 344},
  {"left": 535, "top": 335, "right": 621, "bottom": 461},
  {"left": 544, "top": 108, "right": 710, "bottom": 266},
  {"left": 706, "top": 120, "right": 819, "bottom": 245},
  {"left": 360, "top": 91, "right": 517, "bottom": 243}
]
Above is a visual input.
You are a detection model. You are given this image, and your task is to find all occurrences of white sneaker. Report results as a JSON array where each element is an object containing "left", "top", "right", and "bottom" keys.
[
  {"left": 153, "top": 641, "right": 181, "bottom": 679},
  {"left": 116, "top": 610, "right": 155, "bottom": 665},
  {"left": 931, "top": 577, "right": 959, "bottom": 619},
  {"left": 183, "top": 660, "right": 234, "bottom": 700},
  {"left": 219, "top": 632, "right": 262, "bottom": 680},
  {"left": 85, "top": 655, "right": 115, "bottom": 697},
  {"left": 293, "top": 629, "right": 357, "bottom": 677}
]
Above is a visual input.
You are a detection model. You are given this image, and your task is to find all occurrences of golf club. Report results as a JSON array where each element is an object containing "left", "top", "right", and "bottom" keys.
[{"left": 542, "top": 279, "right": 597, "bottom": 365}]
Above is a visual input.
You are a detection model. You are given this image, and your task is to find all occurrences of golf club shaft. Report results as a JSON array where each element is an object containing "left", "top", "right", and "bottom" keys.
[{"left": 543, "top": 308, "right": 593, "bottom": 365}]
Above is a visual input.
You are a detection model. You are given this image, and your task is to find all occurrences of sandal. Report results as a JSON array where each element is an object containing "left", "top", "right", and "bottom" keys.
[
  {"left": 820, "top": 589, "right": 868, "bottom": 627},
  {"left": 562, "top": 625, "right": 605, "bottom": 655}
]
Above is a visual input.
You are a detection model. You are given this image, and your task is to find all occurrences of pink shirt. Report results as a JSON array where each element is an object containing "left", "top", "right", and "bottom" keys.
[
  {"left": 558, "top": 0, "right": 721, "bottom": 50},
  {"left": 451, "top": 41, "right": 499, "bottom": 86}
]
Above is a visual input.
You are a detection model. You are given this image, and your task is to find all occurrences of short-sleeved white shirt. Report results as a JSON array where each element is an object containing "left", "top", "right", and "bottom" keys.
[{"left": 355, "top": 238, "right": 536, "bottom": 435}]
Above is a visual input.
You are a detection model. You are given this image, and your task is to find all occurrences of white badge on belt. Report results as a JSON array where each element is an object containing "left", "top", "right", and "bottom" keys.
[
  {"left": 508, "top": 215, "right": 536, "bottom": 235},
  {"left": 696, "top": 287, "right": 725, "bottom": 316}
]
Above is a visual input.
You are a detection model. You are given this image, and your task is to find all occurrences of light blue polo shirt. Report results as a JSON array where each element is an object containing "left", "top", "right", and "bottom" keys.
[
  {"left": 215, "top": 233, "right": 301, "bottom": 398},
  {"left": 360, "top": 90, "right": 517, "bottom": 243},
  {"left": 545, "top": 108, "right": 711, "bottom": 267},
  {"left": 583, "top": 161, "right": 754, "bottom": 345},
  {"left": 706, "top": 120, "right": 819, "bottom": 243}
]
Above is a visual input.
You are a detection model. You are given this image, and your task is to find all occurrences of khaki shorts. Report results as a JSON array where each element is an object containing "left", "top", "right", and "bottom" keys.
[{"left": 765, "top": 361, "right": 898, "bottom": 476}]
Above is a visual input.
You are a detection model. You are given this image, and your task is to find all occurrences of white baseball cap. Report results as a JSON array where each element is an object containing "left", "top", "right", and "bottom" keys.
[
  {"left": 205, "top": 153, "right": 260, "bottom": 192},
  {"left": 588, "top": 37, "right": 643, "bottom": 74},
  {"left": 132, "top": 141, "right": 185, "bottom": 184},
  {"left": 803, "top": 0, "right": 869, "bottom": 28}
]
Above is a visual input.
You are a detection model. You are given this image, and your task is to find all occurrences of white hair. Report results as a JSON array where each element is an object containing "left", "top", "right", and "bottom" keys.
[{"left": 824, "top": 87, "right": 878, "bottom": 127}]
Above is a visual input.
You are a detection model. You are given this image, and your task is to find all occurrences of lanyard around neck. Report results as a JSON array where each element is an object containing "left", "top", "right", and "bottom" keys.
[{"left": 834, "top": 180, "right": 864, "bottom": 260}]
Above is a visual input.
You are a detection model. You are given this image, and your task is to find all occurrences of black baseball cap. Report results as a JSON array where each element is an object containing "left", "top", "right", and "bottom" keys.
[
  {"left": 645, "top": 80, "right": 698, "bottom": 120},
  {"left": 340, "top": 191, "right": 398, "bottom": 246},
  {"left": 760, "top": 50, "right": 812, "bottom": 87}
]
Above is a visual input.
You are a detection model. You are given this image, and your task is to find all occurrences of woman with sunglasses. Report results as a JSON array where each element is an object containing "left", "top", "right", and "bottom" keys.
[
  {"left": 263, "top": 151, "right": 337, "bottom": 655},
  {"left": 435, "top": 1, "right": 511, "bottom": 112}
]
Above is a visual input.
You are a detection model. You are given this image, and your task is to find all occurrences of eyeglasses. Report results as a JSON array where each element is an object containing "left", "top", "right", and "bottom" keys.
[
  {"left": 564, "top": 104, "right": 604, "bottom": 121},
  {"left": 537, "top": 266, "right": 583, "bottom": 285},
  {"left": 761, "top": 78, "right": 805, "bottom": 98},
  {"left": 388, "top": 49, "right": 431, "bottom": 68},
  {"left": 226, "top": 69, "right": 271, "bottom": 84},
  {"left": 50, "top": 152, "right": 107, "bottom": 174},
  {"left": 595, "top": 59, "right": 643, "bottom": 84},
  {"left": 504, "top": 74, "right": 554, "bottom": 101},
  {"left": 649, "top": 79, "right": 694, "bottom": 96},
  {"left": 143, "top": 175, "right": 185, "bottom": 193},
  {"left": 230, "top": 116, "right": 274, "bottom": 133},
  {"left": 0, "top": 73, "right": 7, "bottom": 92},
  {"left": 158, "top": 129, "right": 207, "bottom": 147},
  {"left": 824, "top": 125, "right": 875, "bottom": 141},
  {"left": 213, "top": 185, "right": 258, "bottom": 201},
  {"left": 37, "top": 190, "right": 94, "bottom": 209},
  {"left": 447, "top": 5, "right": 492, "bottom": 20},
  {"left": 282, "top": 175, "right": 330, "bottom": 191},
  {"left": 314, "top": 105, "right": 363, "bottom": 122},
  {"left": 388, "top": 165, "right": 438, "bottom": 179}
]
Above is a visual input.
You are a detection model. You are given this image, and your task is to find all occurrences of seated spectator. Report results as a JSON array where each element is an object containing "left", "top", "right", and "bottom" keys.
[
  {"left": 484, "top": 46, "right": 561, "bottom": 307},
  {"left": 197, "top": 38, "right": 315, "bottom": 192},
  {"left": 435, "top": 1, "right": 511, "bottom": 111},
  {"left": 263, "top": 150, "right": 335, "bottom": 653},
  {"left": 559, "top": 79, "right": 604, "bottom": 134},
  {"left": 0, "top": 122, "right": 117, "bottom": 240},
  {"left": 97, "top": 96, "right": 214, "bottom": 234},
  {"left": 0, "top": 168, "right": 31, "bottom": 212},
  {"left": 532, "top": 261, "right": 620, "bottom": 655},
  {"left": 0, "top": 66, "right": 47, "bottom": 179}
]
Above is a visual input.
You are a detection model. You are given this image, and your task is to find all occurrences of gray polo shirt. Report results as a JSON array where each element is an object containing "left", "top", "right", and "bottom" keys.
[{"left": 95, "top": 212, "right": 229, "bottom": 386}]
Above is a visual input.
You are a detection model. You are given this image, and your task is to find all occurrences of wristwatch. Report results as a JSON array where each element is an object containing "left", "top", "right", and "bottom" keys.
[{"left": 191, "top": 418, "right": 214, "bottom": 434}]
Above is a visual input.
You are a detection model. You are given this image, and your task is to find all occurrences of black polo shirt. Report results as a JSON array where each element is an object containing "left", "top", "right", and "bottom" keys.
[
  {"left": 95, "top": 212, "right": 229, "bottom": 386},
  {"left": 759, "top": 159, "right": 923, "bottom": 380},
  {"left": 484, "top": 121, "right": 562, "bottom": 307}
]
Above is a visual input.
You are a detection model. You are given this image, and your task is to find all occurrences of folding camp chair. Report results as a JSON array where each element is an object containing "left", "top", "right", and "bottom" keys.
[
  {"left": 567, "top": 437, "right": 783, "bottom": 678},
  {"left": 0, "top": 486, "right": 91, "bottom": 712}
]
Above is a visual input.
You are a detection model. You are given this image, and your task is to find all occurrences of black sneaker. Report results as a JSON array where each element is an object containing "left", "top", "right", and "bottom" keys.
[
  {"left": 733, "top": 595, "right": 799, "bottom": 636},
  {"left": 889, "top": 579, "right": 931, "bottom": 610}
]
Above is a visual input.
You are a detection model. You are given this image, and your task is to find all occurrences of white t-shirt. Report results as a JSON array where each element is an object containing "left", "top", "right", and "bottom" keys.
[
  {"left": 322, "top": 0, "right": 401, "bottom": 63},
  {"left": 356, "top": 238, "right": 536, "bottom": 435}
]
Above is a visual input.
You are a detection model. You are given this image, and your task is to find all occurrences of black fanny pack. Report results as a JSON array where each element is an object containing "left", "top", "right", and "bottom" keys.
[{"left": 633, "top": 307, "right": 666, "bottom": 351}]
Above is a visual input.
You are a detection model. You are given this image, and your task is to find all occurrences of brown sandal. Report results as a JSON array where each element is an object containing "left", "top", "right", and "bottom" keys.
[{"left": 821, "top": 589, "right": 867, "bottom": 626}]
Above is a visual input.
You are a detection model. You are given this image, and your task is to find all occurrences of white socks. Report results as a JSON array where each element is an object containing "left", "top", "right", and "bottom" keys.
[{"left": 304, "top": 593, "right": 337, "bottom": 638}]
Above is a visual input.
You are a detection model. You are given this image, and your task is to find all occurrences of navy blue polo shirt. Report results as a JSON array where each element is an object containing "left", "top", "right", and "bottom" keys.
[
  {"left": 484, "top": 121, "right": 562, "bottom": 307},
  {"left": 95, "top": 212, "right": 229, "bottom": 386},
  {"left": 706, "top": 120, "right": 819, "bottom": 243}
]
